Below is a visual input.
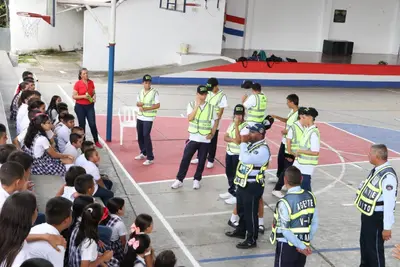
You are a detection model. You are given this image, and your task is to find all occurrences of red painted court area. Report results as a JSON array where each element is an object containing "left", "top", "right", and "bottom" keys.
[{"left": 95, "top": 116, "right": 399, "bottom": 183}]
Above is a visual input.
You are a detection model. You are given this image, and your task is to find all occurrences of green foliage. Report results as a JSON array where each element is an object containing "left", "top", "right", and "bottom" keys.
[{"left": 0, "top": 0, "right": 8, "bottom": 28}]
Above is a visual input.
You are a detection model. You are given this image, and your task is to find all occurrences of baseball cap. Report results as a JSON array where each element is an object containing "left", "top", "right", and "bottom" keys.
[
  {"left": 197, "top": 85, "right": 209, "bottom": 95},
  {"left": 206, "top": 78, "right": 218, "bottom": 90},
  {"left": 241, "top": 80, "right": 253, "bottom": 89},
  {"left": 248, "top": 123, "right": 266, "bottom": 134},
  {"left": 304, "top": 107, "right": 319, "bottom": 118},
  {"left": 251, "top": 83, "right": 262, "bottom": 91},
  {"left": 233, "top": 104, "right": 245, "bottom": 115},
  {"left": 143, "top": 74, "right": 152, "bottom": 82}
]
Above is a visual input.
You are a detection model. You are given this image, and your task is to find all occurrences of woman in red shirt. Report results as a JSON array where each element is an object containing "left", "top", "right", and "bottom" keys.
[{"left": 72, "top": 68, "right": 102, "bottom": 148}]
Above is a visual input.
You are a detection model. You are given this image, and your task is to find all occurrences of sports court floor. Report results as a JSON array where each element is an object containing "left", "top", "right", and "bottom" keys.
[{"left": 44, "top": 82, "right": 400, "bottom": 266}]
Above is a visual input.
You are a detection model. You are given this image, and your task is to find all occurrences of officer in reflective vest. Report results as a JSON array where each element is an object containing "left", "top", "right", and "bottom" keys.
[
  {"left": 354, "top": 144, "right": 398, "bottom": 267},
  {"left": 271, "top": 94, "right": 299, "bottom": 181},
  {"left": 293, "top": 107, "right": 320, "bottom": 192},
  {"left": 225, "top": 123, "right": 270, "bottom": 249},
  {"left": 171, "top": 85, "right": 218, "bottom": 190},
  {"left": 242, "top": 82, "right": 267, "bottom": 126},
  {"left": 272, "top": 107, "right": 306, "bottom": 198},
  {"left": 135, "top": 74, "right": 160, "bottom": 166},
  {"left": 270, "top": 166, "right": 318, "bottom": 267},
  {"left": 191, "top": 77, "right": 228, "bottom": 169},
  {"left": 220, "top": 104, "right": 249, "bottom": 205}
]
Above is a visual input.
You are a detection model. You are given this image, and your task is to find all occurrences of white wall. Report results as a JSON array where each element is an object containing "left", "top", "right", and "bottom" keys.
[
  {"left": 222, "top": 0, "right": 247, "bottom": 49},
  {"left": 9, "top": 0, "right": 84, "bottom": 54},
  {"left": 223, "top": 0, "right": 400, "bottom": 54},
  {"left": 83, "top": 0, "right": 226, "bottom": 71}
]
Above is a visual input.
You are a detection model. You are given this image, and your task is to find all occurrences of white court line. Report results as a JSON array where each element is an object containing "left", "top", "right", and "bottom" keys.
[
  {"left": 165, "top": 205, "right": 274, "bottom": 219},
  {"left": 324, "top": 122, "right": 400, "bottom": 156},
  {"left": 57, "top": 85, "right": 201, "bottom": 267},
  {"left": 386, "top": 89, "right": 400, "bottom": 94}
]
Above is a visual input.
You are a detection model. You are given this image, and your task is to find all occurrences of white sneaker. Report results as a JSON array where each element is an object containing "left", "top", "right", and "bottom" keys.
[
  {"left": 135, "top": 154, "right": 145, "bottom": 160},
  {"left": 193, "top": 180, "right": 200, "bottom": 190},
  {"left": 190, "top": 159, "right": 199, "bottom": 164},
  {"left": 272, "top": 190, "right": 285, "bottom": 198},
  {"left": 268, "top": 177, "right": 278, "bottom": 183},
  {"left": 206, "top": 162, "right": 214, "bottom": 168},
  {"left": 143, "top": 160, "right": 153, "bottom": 166},
  {"left": 225, "top": 196, "right": 237, "bottom": 205},
  {"left": 171, "top": 180, "right": 183, "bottom": 189},
  {"left": 219, "top": 192, "right": 233, "bottom": 199},
  {"left": 282, "top": 185, "right": 288, "bottom": 191}
]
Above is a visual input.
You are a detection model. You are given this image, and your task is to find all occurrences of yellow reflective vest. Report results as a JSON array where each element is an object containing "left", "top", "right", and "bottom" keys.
[
  {"left": 138, "top": 88, "right": 158, "bottom": 118},
  {"left": 285, "top": 122, "right": 304, "bottom": 154},
  {"left": 297, "top": 126, "right": 320, "bottom": 165},
  {"left": 247, "top": 94, "right": 267, "bottom": 123},
  {"left": 226, "top": 122, "right": 248, "bottom": 155},
  {"left": 188, "top": 102, "right": 214, "bottom": 136},
  {"left": 206, "top": 90, "right": 225, "bottom": 114}
]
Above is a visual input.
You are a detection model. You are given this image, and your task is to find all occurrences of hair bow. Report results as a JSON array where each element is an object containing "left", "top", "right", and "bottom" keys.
[
  {"left": 128, "top": 238, "right": 140, "bottom": 249},
  {"left": 87, "top": 207, "right": 93, "bottom": 213},
  {"left": 130, "top": 223, "right": 141, "bottom": 235}
]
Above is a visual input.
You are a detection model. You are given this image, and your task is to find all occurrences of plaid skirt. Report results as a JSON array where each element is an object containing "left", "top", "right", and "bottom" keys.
[
  {"left": 23, "top": 146, "right": 66, "bottom": 177},
  {"left": 99, "top": 244, "right": 120, "bottom": 267},
  {"left": 109, "top": 239, "right": 124, "bottom": 263}
]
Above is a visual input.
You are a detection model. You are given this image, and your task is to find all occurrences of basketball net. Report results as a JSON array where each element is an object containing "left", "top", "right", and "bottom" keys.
[{"left": 18, "top": 16, "right": 40, "bottom": 39}]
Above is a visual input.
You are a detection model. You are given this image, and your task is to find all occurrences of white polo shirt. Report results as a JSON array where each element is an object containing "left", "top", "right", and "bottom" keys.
[
  {"left": 32, "top": 136, "right": 51, "bottom": 158},
  {"left": 75, "top": 154, "right": 87, "bottom": 167},
  {"left": 293, "top": 125, "right": 320, "bottom": 176},
  {"left": 0, "top": 186, "right": 10, "bottom": 211},
  {"left": 63, "top": 142, "right": 79, "bottom": 161},
  {"left": 26, "top": 223, "right": 65, "bottom": 267},
  {"left": 136, "top": 89, "right": 160, "bottom": 122},
  {"left": 0, "top": 241, "right": 29, "bottom": 267},
  {"left": 82, "top": 160, "right": 100, "bottom": 194},
  {"left": 55, "top": 123, "right": 71, "bottom": 153},
  {"left": 187, "top": 102, "right": 218, "bottom": 143},
  {"left": 80, "top": 238, "right": 98, "bottom": 262},
  {"left": 109, "top": 214, "right": 128, "bottom": 242},
  {"left": 16, "top": 103, "right": 29, "bottom": 135}
]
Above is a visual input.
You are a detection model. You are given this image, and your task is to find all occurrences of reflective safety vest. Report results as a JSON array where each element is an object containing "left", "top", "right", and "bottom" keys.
[
  {"left": 284, "top": 110, "right": 298, "bottom": 139},
  {"left": 247, "top": 94, "right": 267, "bottom": 123},
  {"left": 270, "top": 189, "right": 316, "bottom": 246},
  {"left": 285, "top": 122, "right": 304, "bottom": 154},
  {"left": 234, "top": 142, "right": 270, "bottom": 188},
  {"left": 297, "top": 126, "right": 320, "bottom": 165},
  {"left": 206, "top": 90, "right": 225, "bottom": 114},
  {"left": 188, "top": 101, "right": 214, "bottom": 136},
  {"left": 354, "top": 166, "right": 397, "bottom": 216},
  {"left": 226, "top": 121, "right": 248, "bottom": 155},
  {"left": 138, "top": 88, "right": 158, "bottom": 117}
]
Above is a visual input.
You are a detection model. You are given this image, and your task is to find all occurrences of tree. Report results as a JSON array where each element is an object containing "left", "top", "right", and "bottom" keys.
[{"left": 0, "top": 0, "right": 9, "bottom": 28}]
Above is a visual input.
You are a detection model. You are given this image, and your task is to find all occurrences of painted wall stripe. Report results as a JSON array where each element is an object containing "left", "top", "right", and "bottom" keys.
[
  {"left": 225, "top": 14, "right": 245, "bottom": 25},
  {"left": 223, "top": 27, "right": 244, "bottom": 37}
]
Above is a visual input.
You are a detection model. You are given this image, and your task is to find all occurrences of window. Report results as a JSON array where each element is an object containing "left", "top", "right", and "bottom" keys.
[
  {"left": 159, "top": 0, "right": 186, "bottom": 13},
  {"left": 333, "top": 9, "right": 347, "bottom": 23}
]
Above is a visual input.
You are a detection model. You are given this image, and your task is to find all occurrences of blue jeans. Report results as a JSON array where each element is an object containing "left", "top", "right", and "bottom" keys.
[
  {"left": 301, "top": 174, "right": 312, "bottom": 192},
  {"left": 98, "top": 225, "right": 112, "bottom": 245},
  {"left": 94, "top": 179, "right": 114, "bottom": 204},
  {"left": 74, "top": 103, "right": 99, "bottom": 142},
  {"left": 34, "top": 212, "right": 46, "bottom": 226},
  {"left": 137, "top": 119, "right": 154, "bottom": 160}
]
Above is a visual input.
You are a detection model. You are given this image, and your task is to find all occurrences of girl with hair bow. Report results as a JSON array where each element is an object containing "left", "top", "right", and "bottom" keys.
[
  {"left": 120, "top": 234, "right": 151, "bottom": 267},
  {"left": 129, "top": 214, "right": 155, "bottom": 266}
]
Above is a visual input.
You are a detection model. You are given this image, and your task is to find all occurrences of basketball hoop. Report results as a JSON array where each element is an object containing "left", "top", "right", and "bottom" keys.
[{"left": 17, "top": 12, "right": 51, "bottom": 39}]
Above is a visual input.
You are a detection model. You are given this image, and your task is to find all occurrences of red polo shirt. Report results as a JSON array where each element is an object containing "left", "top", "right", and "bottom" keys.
[{"left": 74, "top": 79, "right": 95, "bottom": 105}]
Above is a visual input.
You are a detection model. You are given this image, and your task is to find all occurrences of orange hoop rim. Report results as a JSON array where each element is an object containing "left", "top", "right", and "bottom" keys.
[{"left": 16, "top": 12, "right": 51, "bottom": 25}]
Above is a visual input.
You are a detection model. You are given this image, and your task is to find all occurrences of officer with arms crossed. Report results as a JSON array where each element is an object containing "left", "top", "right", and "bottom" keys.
[
  {"left": 171, "top": 85, "right": 218, "bottom": 190},
  {"left": 270, "top": 166, "right": 319, "bottom": 267},
  {"left": 354, "top": 144, "right": 398, "bottom": 267},
  {"left": 135, "top": 74, "right": 160, "bottom": 166},
  {"left": 292, "top": 107, "right": 320, "bottom": 192},
  {"left": 191, "top": 77, "right": 227, "bottom": 169},
  {"left": 225, "top": 123, "right": 270, "bottom": 249},
  {"left": 242, "top": 83, "right": 267, "bottom": 127}
]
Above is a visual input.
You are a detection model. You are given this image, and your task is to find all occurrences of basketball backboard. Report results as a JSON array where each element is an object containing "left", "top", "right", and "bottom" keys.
[{"left": 46, "top": 0, "right": 56, "bottom": 27}]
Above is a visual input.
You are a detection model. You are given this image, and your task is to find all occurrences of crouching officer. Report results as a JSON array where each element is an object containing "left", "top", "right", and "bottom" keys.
[
  {"left": 355, "top": 144, "right": 398, "bottom": 267},
  {"left": 270, "top": 166, "right": 319, "bottom": 267},
  {"left": 225, "top": 123, "right": 270, "bottom": 249}
]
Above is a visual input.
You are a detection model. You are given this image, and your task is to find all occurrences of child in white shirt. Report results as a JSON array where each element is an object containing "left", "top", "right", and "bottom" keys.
[
  {"left": 55, "top": 113, "right": 75, "bottom": 153},
  {"left": 56, "top": 166, "right": 86, "bottom": 202}
]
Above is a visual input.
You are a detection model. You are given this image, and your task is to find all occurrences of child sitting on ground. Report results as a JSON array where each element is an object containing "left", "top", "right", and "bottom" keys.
[
  {"left": 120, "top": 234, "right": 151, "bottom": 267},
  {"left": 130, "top": 214, "right": 155, "bottom": 267},
  {"left": 155, "top": 250, "right": 177, "bottom": 267},
  {"left": 56, "top": 166, "right": 86, "bottom": 202}
]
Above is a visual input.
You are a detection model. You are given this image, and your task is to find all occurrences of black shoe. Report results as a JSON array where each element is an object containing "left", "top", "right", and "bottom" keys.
[
  {"left": 227, "top": 220, "right": 238, "bottom": 228},
  {"left": 225, "top": 230, "right": 246, "bottom": 239},
  {"left": 236, "top": 240, "right": 257, "bottom": 249},
  {"left": 258, "top": 225, "right": 265, "bottom": 234}
]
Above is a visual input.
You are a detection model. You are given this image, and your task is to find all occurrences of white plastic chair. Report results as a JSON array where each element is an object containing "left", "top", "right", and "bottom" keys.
[{"left": 118, "top": 106, "right": 138, "bottom": 145}]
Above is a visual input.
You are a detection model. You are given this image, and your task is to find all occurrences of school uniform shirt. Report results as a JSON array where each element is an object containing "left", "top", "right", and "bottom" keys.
[
  {"left": 0, "top": 241, "right": 30, "bottom": 267},
  {"left": 82, "top": 161, "right": 100, "bottom": 194},
  {"left": 136, "top": 90, "right": 160, "bottom": 122},
  {"left": 243, "top": 94, "right": 266, "bottom": 127},
  {"left": 293, "top": 125, "right": 320, "bottom": 176},
  {"left": 16, "top": 103, "right": 29, "bottom": 134},
  {"left": 207, "top": 91, "right": 228, "bottom": 130},
  {"left": 80, "top": 238, "right": 98, "bottom": 262},
  {"left": 62, "top": 186, "right": 77, "bottom": 202},
  {"left": 226, "top": 125, "right": 250, "bottom": 156},
  {"left": 281, "top": 109, "right": 297, "bottom": 146},
  {"left": 63, "top": 142, "right": 80, "bottom": 161},
  {"left": 26, "top": 223, "right": 66, "bottom": 267},
  {"left": 186, "top": 102, "right": 218, "bottom": 144},
  {"left": 32, "top": 136, "right": 52, "bottom": 158},
  {"left": 0, "top": 185, "right": 10, "bottom": 211},
  {"left": 109, "top": 214, "right": 128, "bottom": 241},
  {"left": 55, "top": 123, "right": 71, "bottom": 153},
  {"left": 20, "top": 113, "right": 31, "bottom": 133},
  {"left": 75, "top": 154, "right": 87, "bottom": 167},
  {"left": 286, "top": 121, "right": 304, "bottom": 148},
  {"left": 134, "top": 255, "right": 146, "bottom": 267},
  {"left": 17, "top": 130, "right": 54, "bottom": 147}
]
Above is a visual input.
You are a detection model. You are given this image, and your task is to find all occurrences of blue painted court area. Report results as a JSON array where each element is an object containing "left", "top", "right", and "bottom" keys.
[
  {"left": 198, "top": 245, "right": 395, "bottom": 263},
  {"left": 329, "top": 123, "right": 400, "bottom": 154}
]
